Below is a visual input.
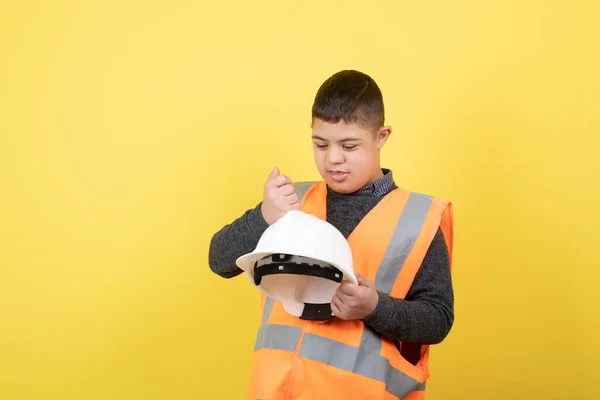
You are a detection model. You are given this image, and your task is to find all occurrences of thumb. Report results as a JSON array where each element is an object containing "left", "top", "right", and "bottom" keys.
[
  {"left": 266, "top": 167, "right": 280, "bottom": 182},
  {"left": 355, "top": 271, "right": 372, "bottom": 287}
]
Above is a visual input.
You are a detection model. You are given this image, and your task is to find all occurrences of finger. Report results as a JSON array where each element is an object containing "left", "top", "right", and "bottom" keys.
[
  {"left": 287, "top": 193, "right": 299, "bottom": 205},
  {"left": 331, "top": 295, "right": 344, "bottom": 318},
  {"left": 356, "top": 273, "right": 373, "bottom": 287},
  {"left": 278, "top": 183, "right": 295, "bottom": 196},
  {"left": 330, "top": 300, "right": 340, "bottom": 317},
  {"left": 335, "top": 291, "right": 355, "bottom": 309},
  {"left": 333, "top": 290, "right": 346, "bottom": 304},
  {"left": 339, "top": 282, "right": 359, "bottom": 296},
  {"left": 268, "top": 174, "right": 293, "bottom": 188},
  {"left": 266, "top": 167, "right": 280, "bottom": 183}
]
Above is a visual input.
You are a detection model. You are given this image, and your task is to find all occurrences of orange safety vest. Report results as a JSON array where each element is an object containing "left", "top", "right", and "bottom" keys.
[{"left": 247, "top": 181, "right": 453, "bottom": 400}]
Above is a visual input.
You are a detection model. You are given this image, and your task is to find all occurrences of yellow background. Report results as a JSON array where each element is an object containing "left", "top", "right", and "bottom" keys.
[{"left": 1, "top": 1, "right": 598, "bottom": 399}]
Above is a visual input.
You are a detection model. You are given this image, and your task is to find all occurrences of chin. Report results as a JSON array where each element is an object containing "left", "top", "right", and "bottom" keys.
[{"left": 324, "top": 178, "right": 360, "bottom": 194}]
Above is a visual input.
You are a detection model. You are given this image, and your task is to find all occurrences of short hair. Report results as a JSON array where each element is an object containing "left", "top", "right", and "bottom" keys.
[{"left": 311, "top": 70, "right": 385, "bottom": 134}]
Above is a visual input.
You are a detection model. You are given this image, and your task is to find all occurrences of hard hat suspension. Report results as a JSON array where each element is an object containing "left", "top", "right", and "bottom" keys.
[{"left": 253, "top": 253, "right": 344, "bottom": 321}]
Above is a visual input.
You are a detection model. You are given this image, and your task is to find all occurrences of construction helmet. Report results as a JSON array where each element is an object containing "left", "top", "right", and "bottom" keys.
[{"left": 236, "top": 210, "right": 357, "bottom": 320}]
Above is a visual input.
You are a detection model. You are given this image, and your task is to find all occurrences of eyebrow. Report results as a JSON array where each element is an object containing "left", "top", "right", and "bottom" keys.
[{"left": 311, "top": 135, "right": 362, "bottom": 142}]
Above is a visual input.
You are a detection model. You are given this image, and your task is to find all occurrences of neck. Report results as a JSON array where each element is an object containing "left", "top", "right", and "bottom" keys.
[{"left": 368, "top": 167, "right": 384, "bottom": 184}]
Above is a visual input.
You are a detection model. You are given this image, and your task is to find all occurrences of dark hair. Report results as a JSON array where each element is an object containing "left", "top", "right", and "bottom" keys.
[{"left": 311, "top": 70, "right": 384, "bottom": 134}]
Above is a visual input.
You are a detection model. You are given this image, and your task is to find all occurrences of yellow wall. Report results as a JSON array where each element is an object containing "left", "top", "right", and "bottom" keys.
[{"left": 1, "top": 1, "right": 598, "bottom": 399}]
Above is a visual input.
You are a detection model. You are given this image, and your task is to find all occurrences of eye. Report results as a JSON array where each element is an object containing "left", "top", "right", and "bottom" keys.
[
  {"left": 343, "top": 145, "right": 357, "bottom": 150},
  {"left": 315, "top": 143, "right": 328, "bottom": 149}
]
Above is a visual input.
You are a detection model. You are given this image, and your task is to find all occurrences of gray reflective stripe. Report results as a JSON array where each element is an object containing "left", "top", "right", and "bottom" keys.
[
  {"left": 254, "top": 297, "right": 275, "bottom": 350},
  {"left": 262, "top": 297, "right": 274, "bottom": 325},
  {"left": 299, "top": 328, "right": 424, "bottom": 398},
  {"left": 255, "top": 308, "right": 426, "bottom": 398},
  {"left": 255, "top": 323, "right": 425, "bottom": 397},
  {"left": 255, "top": 324, "right": 302, "bottom": 352},
  {"left": 374, "top": 192, "right": 433, "bottom": 294},
  {"left": 293, "top": 181, "right": 316, "bottom": 203},
  {"left": 253, "top": 191, "right": 431, "bottom": 398},
  {"left": 255, "top": 297, "right": 303, "bottom": 352}
]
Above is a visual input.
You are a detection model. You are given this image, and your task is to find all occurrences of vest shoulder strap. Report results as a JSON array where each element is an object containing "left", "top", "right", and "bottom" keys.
[{"left": 293, "top": 181, "right": 317, "bottom": 203}]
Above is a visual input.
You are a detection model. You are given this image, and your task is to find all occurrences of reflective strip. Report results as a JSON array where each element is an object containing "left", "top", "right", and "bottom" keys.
[
  {"left": 255, "top": 297, "right": 275, "bottom": 350},
  {"left": 255, "top": 301, "right": 425, "bottom": 398},
  {"left": 254, "top": 324, "right": 302, "bottom": 352},
  {"left": 253, "top": 191, "right": 431, "bottom": 398},
  {"left": 294, "top": 181, "right": 316, "bottom": 203},
  {"left": 261, "top": 297, "right": 274, "bottom": 325},
  {"left": 299, "top": 328, "right": 425, "bottom": 398},
  {"left": 255, "top": 298, "right": 303, "bottom": 351},
  {"left": 375, "top": 192, "right": 432, "bottom": 294}
]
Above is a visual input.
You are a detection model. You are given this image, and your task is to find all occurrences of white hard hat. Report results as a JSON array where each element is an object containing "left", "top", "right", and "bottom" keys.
[{"left": 236, "top": 210, "right": 357, "bottom": 320}]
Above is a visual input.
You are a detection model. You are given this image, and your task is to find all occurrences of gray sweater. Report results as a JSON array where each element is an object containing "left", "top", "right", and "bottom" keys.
[{"left": 208, "top": 170, "right": 454, "bottom": 353}]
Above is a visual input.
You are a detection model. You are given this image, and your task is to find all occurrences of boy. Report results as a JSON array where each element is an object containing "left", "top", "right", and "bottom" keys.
[{"left": 208, "top": 70, "right": 454, "bottom": 399}]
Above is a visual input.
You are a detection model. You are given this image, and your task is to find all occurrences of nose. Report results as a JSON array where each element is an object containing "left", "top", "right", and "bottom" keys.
[{"left": 326, "top": 147, "right": 344, "bottom": 164}]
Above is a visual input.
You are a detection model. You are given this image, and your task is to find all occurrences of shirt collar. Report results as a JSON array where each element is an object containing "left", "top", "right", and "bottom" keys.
[
  {"left": 327, "top": 168, "right": 396, "bottom": 199},
  {"left": 356, "top": 168, "right": 396, "bottom": 198}
]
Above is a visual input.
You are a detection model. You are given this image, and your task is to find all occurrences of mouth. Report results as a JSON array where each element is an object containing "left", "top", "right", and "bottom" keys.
[{"left": 327, "top": 170, "right": 348, "bottom": 182}]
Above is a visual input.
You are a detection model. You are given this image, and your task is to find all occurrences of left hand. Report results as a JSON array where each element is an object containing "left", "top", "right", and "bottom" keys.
[{"left": 331, "top": 271, "right": 379, "bottom": 320}]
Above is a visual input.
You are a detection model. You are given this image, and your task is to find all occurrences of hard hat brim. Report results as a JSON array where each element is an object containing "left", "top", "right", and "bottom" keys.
[
  {"left": 236, "top": 250, "right": 358, "bottom": 286},
  {"left": 235, "top": 251, "right": 274, "bottom": 281}
]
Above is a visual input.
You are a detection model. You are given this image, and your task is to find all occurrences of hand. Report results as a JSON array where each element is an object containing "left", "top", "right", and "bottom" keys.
[
  {"left": 261, "top": 167, "right": 300, "bottom": 225},
  {"left": 331, "top": 272, "right": 379, "bottom": 320}
]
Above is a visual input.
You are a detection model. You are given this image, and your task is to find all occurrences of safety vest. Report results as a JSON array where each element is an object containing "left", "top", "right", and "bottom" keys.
[{"left": 247, "top": 181, "right": 453, "bottom": 400}]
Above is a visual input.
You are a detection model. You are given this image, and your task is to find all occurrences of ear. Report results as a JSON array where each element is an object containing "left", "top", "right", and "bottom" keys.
[{"left": 376, "top": 126, "right": 392, "bottom": 149}]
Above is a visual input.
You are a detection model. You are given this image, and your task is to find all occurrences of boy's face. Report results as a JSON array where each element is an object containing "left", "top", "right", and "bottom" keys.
[{"left": 311, "top": 118, "right": 391, "bottom": 194}]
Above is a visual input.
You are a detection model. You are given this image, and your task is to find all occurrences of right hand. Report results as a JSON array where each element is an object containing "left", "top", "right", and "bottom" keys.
[{"left": 261, "top": 167, "right": 300, "bottom": 225}]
